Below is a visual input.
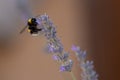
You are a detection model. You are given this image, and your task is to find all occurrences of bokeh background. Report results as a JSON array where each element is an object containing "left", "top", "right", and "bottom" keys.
[{"left": 0, "top": 0, "right": 120, "bottom": 80}]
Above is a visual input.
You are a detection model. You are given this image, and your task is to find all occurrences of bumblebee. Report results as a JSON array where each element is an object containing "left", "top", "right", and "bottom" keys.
[
  {"left": 27, "top": 18, "right": 42, "bottom": 34},
  {"left": 20, "top": 18, "right": 42, "bottom": 35}
]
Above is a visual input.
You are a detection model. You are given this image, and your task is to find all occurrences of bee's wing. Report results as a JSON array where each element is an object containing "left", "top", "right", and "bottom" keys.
[
  {"left": 16, "top": 0, "right": 33, "bottom": 34},
  {"left": 17, "top": 0, "right": 33, "bottom": 21}
]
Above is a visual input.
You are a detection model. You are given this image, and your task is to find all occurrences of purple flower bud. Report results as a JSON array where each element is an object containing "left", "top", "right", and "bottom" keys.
[{"left": 71, "top": 45, "right": 77, "bottom": 51}]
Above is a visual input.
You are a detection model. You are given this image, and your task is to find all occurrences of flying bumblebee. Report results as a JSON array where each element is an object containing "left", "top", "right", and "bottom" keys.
[{"left": 20, "top": 18, "right": 42, "bottom": 35}]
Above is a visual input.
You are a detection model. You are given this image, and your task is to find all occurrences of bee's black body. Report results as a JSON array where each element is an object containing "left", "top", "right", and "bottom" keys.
[{"left": 27, "top": 18, "right": 42, "bottom": 34}]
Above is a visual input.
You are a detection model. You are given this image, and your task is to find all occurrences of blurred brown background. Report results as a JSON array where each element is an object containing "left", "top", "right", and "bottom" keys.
[{"left": 0, "top": 0, "right": 120, "bottom": 80}]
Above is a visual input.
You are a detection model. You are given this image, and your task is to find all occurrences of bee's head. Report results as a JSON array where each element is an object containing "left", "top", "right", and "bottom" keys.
[{"left": 28, "top": 18, "right": 37, "bottom": 24}]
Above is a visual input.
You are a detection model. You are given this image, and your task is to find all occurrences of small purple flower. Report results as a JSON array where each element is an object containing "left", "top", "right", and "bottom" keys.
[
  {"left": 60, "top": 65, "right": 66, "bottom": 72},
  {"left": 71, "top": 45, "right": 80, "bottom": 51},
  {"left": 52, "top": 55, "right": 59, "bottom": 61},
  {"left": 46, "top": 43, "right": 54, "bottom": 53},
  {"left": 59, "top": 59, "right": 73, "bottom": 72},
  {"left": 47, "top": 41, "right": 63, "bottom": 54}
]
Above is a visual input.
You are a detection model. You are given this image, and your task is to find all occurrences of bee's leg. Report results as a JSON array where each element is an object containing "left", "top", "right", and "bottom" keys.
[
  {"left": 31, "top": 30, "right": 39, "bottom": 36},
  {"left": 38, "top": 28, "right": 42, "bottom": 31},
  {"left": 30, "top": 30, "right": 33, "bottom": 34},
  {"left": 37, "top": 28, "right": 44, "bottom": 36}
]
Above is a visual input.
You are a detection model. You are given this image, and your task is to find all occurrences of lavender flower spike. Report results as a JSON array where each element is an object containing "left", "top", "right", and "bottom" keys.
[{"left": 72, "top": 45, "right": 98, "bottom": 80}]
